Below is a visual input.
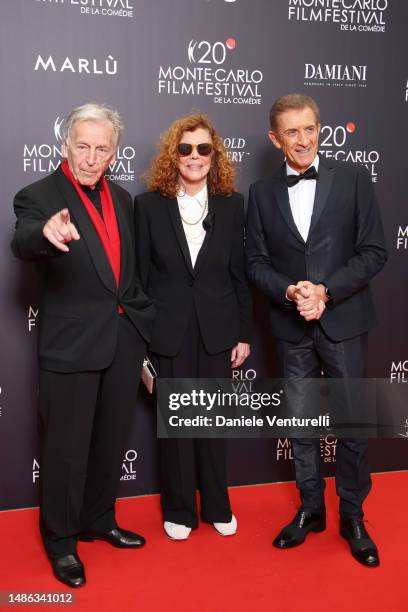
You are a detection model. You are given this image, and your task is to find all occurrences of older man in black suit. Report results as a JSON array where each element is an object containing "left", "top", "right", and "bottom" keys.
[
  {"left": 11, "top": 103, "right": 154, "bottom": 587},
  {"left": 246, "top": 94, "right": 387, "bottom": 567}
]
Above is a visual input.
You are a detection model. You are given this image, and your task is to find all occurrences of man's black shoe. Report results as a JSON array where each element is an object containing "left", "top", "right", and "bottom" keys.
[
  {"left": 79, "top": 527, "right": 146, "bottom": 548},
  {"left": 340, "top": 518, "right": 379, "bottom": 567},
  {"left": 51, "top": 554, "right": 85, "bottom": 588},
  {"left": 273, "top": 510, "right": 326, "bottom": 548}
]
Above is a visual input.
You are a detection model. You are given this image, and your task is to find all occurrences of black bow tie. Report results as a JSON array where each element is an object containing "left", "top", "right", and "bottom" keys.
[{"left": 286, "top": 166, "right": 318, "bottom": 187}]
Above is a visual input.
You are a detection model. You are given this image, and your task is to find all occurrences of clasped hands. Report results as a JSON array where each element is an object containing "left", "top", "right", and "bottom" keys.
[{"left": 287, "top": 281, "right": 328, "bottom": 321}]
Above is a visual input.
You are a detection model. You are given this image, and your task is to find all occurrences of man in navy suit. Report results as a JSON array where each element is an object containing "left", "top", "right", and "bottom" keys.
[{"left": 246, "top": 94, "right": 387, "bottom": 566}]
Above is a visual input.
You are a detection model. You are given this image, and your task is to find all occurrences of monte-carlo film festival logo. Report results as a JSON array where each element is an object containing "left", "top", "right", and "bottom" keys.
[
  {"left": 288, "top": 0, "right": 388, "bottom": 33},
  {"left": 32, "top": 449, "right": 138, "bottom": 485},
  {"left": 276, "top": 436, "right": 337, "bottom": 463},
  {"left": 158, "top": 37, "right": 263, "bottom": 105},
  {"left": 23, "top": 115, "right": 137, "bottom": 182},
  {"left": 318, "top": 121, "right": 380, "bottom": 183},
  {"left": 396, "top": 225, "right": 408, "bottom": 251},
  {"left": 121, "top": 449, "right": 138, "bottom": 481},
  {"left": 390, "top": 361, "right": 408, "bottom": 384},
  {"left": 34, "top": 0, "right": 134, "bottom": 19}
]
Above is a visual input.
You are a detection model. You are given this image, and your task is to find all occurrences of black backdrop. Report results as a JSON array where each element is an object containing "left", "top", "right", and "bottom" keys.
[{"left": 1, "top": 0, "right": 407, "bottom": 511}]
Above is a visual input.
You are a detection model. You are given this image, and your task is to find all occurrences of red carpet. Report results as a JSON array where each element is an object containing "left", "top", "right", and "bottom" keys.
[{"left": 0, "top": 472, "right": 406, "bottom": 611}]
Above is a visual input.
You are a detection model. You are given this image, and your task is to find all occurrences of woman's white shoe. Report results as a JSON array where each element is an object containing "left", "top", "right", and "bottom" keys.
[
  {"left": 213, "top": 514, "right": 237, "bottom": 536},
  {"left": 163, "top": 521, "right": 192, "bottom": 540}
]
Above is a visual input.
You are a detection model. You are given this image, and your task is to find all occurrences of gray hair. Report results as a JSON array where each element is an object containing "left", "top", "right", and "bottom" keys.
[
  {"left": 269, "top": 94, "right": 320, "bottom": 131},
  {"left": 63, "top": 102, "right": 124, "bottom": 146}
]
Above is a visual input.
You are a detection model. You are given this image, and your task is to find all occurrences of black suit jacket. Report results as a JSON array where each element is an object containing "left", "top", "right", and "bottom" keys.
[
  {"left": 11, "top": 166, "right": 154, "bottom": 372},
  {"left": 246, "top": 155, "right": 387, "bottom": 343},
  {"left": 134, "top": 190, "right": 252, "bottom": 356}
]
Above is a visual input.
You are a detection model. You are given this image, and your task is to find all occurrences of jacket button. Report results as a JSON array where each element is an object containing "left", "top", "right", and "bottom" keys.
[
  {"left": 305, "top": 249, "right": 310, "bottom": 256},
  {"left": 188, "top": 279, "right": 194, "bottom": 287}
]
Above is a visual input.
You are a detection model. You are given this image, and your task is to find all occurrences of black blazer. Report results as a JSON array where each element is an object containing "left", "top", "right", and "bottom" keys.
[
  {"left": 134, "top": 190, "right": 252, "bottom": 356},
  {"left": 246, "top": 155, "right": 387, "bottom": 343},
  {"left": 11, "top": 166, "right": 154, "bottom": 372}
]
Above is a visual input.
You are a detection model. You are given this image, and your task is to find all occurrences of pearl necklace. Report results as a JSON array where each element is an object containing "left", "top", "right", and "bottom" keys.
[{"left": 179, "top": 196, "right": 208, "bottom": 226}]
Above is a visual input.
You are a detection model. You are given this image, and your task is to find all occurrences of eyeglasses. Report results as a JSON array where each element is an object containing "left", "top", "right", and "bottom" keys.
[{"left": 177, "top": 142, "right": 213, "bottom": 157}]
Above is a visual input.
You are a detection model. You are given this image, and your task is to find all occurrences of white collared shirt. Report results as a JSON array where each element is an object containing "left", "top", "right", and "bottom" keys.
[
  {"left": 177, "top": 185, "right": 208, "bottom": 267},
  {"left": 286, "top": 155, "right": 319, "bottom": 242}
]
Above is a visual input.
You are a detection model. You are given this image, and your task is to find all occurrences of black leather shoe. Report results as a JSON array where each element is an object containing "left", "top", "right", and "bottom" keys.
[
  {"left": 79, "top": 527, "right": 146, "bottom": 548},
  {"left": 51, "top": 554, "right": 86, "bottom": 588},
  {"left": 340, "top": 518, "right": 379, "bottom": 567},
  {"left": 273, "top": 510, "right": 326, "bottom": 548}
]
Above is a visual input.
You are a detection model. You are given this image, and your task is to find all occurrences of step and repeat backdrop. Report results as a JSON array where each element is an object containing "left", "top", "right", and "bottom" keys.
[{"left": 1, "top": 0, "right": 407, "bottom": 511}]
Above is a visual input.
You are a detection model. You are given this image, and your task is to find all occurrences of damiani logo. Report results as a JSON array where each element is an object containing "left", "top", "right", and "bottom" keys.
[{"left": 305, "top": 64, "right": 367, "bottom": 81}]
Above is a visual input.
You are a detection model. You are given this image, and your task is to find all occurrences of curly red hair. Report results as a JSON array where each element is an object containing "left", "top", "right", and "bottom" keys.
[{"left": 145, "top": 113, "right": 236, "bottom": 197}]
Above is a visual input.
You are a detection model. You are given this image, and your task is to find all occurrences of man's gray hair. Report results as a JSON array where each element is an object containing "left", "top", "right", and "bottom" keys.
[
  {"left": 269, "top": 94, "right": 320, "bottom": 131},
  {"left": 63, "top": 103, "right": 124, "bottom": 146}
]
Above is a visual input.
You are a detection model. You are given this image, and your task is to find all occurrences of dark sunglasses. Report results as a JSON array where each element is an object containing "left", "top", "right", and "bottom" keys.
[{"left": 177, "top": 142, "right": 213, "bottom": 157}]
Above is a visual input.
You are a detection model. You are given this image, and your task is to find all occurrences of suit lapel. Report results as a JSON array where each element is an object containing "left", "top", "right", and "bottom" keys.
[
  {"left": 193, "top": 195, "right": 215, "bottom": 275},
  {"left": 308, "top": 156, "right": 335, "bottom": 237},
  {"left": 273, "top": 165, "right": 305, "bottom": 244},
  {"left": 110, "top": 184, "right": 132, "bottom": 293},
  {"left": 167, "top": 197, "right": 194, "bottom": 276},
  {"left": 53, "top": 167, "right": 117, "bottom": 294}
]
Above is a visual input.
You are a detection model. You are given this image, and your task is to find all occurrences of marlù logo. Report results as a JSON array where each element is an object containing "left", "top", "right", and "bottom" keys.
[
  {"left": 288, "top": 0, "right": 388, "bottom": 33},
  {"left": 121, "top": 449, "right": 137, "bottom": 481},
  {"left": 23, "top": 116, "right": 136, "bottom": 182},
  {"left": 319, "top": 122, "right": 380, "bottom": 183},
  {"left": 34, "top": 0, "right": 134, "bottom": 19},
  {"left": 224, "top": 137, "right": 250, "bottom": 163},
  {"left": 158, "top": 38, "right": 263, "bottom": 105},
  {"left": 304, "top": 63, "right": 367, "bottom": 88},
  {"left": 390, "top": 361, "right": 408, "bottom": 383},
  {"left": 34, "top": 54, "right": 118, "bottom": 76}
]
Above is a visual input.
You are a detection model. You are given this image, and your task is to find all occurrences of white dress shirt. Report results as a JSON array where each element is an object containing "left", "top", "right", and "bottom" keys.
[
  {"left": 177, "top": 185, "right": 208, "bottom": 267},
  {"left": 286, "top": 155, "right": 319, "bottom": 243}
]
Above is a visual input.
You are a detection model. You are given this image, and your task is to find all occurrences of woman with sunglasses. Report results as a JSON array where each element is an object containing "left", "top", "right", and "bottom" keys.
[{"left": 134, "top": 113, "right": 252, "bottom": 540}]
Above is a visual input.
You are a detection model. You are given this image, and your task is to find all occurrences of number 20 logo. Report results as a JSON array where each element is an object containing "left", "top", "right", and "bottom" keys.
[
  {"left": 320, "top": 125, "right": 348, "bottom": 148},
  {"left": 188, "top": 40, "right": 227, "bottom": 65}
]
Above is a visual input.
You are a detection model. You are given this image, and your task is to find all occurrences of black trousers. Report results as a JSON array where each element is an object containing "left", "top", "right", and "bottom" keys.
[
  {"left": 38, "top": 315, "right": 146, "bottom": 559},
  {"left": 152, "top": 309, "right": 232, "bottom": 528},
  {"left": 275, "top": 323, "right": 371, "bottom": 518}
]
